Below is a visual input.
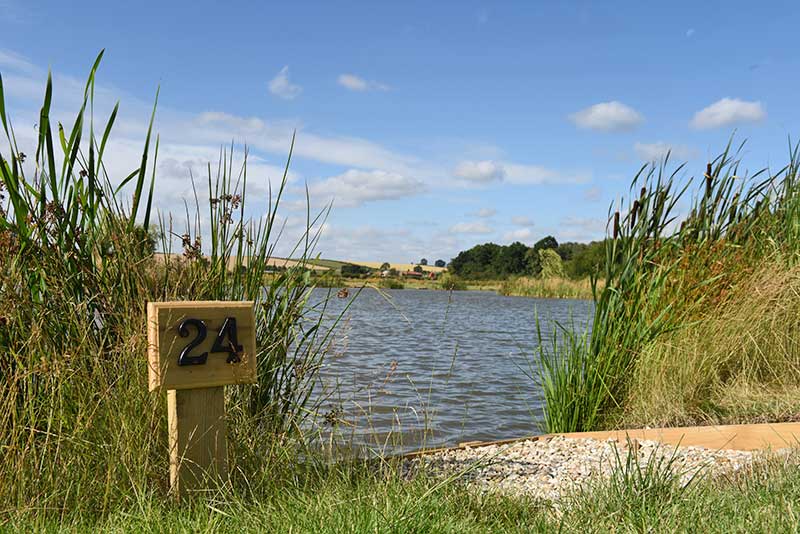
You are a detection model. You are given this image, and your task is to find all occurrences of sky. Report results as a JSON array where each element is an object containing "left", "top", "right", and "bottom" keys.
[{"left": 2, "top": 1, "right": 799, "bottom": 264}]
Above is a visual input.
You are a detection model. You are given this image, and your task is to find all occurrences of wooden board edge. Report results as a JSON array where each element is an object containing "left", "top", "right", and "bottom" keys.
[
  {"left": 402, "top": 422, "right": 800, "bottom": 459},
  {"left": 147, "top": 301, "right": 161, "bottom": 392},
  {"left": 167, "top": 389, "right": 179, "bottom": 495},
  {"left": 148, "top": 300, "right": 255, "bottom": 309}
]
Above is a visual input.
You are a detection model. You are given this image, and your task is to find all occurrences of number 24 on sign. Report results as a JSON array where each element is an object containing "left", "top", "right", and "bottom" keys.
[
  {"left": 176, "top": 316, "right": 243, "bottom": 366},
  {"left": 147, "top": 301, "right": 257, "bottom": 391}
]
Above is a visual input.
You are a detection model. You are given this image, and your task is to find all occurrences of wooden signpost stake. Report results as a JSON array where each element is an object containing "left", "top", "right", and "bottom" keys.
[{"left": 147, "top": 301, "right": 257, "bottom": 499}]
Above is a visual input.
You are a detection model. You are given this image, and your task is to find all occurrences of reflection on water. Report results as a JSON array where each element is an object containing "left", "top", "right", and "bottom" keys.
[{"left": 310, "top": 288, "right": 593, "bottom": 453}]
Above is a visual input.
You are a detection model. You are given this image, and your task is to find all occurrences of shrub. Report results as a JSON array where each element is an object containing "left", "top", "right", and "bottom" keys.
[
  {"left": 439, "top": 273, "right": 467, "bottom": 291},
  {"left": 538, "top": 248, "right": 565, "bottom": 278},
  {"left": 378, "top": 278, "right": 404, "bottom": 289},
  {"left": 341, "top": 263, "right": 370, "bottom": 277}
]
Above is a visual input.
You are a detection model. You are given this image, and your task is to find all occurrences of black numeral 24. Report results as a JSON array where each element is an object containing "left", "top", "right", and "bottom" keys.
[{"left": 177, "top": 317, "right": 243, "bottom": 366}]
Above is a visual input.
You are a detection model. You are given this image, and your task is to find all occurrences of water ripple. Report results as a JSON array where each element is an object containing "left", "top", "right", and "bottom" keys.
[{"left": 310, "top": 288, "right": 593, "bottom": 452}]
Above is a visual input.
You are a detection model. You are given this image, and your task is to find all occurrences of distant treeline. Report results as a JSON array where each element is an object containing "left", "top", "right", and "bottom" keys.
[{"left": 448, "top": 236, "right": 606, "bottom": 280}]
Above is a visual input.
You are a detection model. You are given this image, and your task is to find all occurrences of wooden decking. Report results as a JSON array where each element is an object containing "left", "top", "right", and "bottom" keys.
[
  {"left": 405, "top": 422, "right": 800, "bottom": 458},
  {"left": 555, "top": 422, "right": 800, "bottom": 451}
]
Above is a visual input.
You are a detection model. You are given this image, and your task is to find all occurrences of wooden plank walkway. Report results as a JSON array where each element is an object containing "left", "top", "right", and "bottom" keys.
[{"left": 404, "top": 422, "right": 800, "bottom": 458}]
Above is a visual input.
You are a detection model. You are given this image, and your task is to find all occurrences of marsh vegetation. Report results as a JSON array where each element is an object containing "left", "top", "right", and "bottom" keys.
[{"left": 538, "top": 145, "right": 800, "bottom": 433}]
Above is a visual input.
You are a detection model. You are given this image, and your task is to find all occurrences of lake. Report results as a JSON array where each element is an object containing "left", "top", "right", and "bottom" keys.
[{"left": 311, "top": 288, "right": 593, "bottom": 453}]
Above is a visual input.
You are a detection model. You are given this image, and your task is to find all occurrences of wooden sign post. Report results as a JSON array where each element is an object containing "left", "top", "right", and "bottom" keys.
[{"left": 147, "top": 301, "right": 257, "bottom": 499}]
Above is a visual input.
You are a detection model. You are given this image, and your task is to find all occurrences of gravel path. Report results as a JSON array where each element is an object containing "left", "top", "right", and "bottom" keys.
[{"left": 403, "top": 436, "right": 763, "bottom": 501}]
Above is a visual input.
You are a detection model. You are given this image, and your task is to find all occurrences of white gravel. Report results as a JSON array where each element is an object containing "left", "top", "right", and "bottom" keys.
[{"left": 403, "top": 436, "right": 763, "bottom": 501}]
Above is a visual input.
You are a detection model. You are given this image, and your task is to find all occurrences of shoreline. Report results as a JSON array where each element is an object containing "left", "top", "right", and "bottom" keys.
[
  {"left": 309, "top": 276, "right": 596, "bottom": 300},
  {"left": 403, "top": 435, "right": 769, "bottom": 503}
]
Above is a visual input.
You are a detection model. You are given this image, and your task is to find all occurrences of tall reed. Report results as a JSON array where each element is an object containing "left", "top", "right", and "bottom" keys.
[
  {"left": 0, "top": 52, "right": 336, "bottom": 513},
  {"left": 539, "top": 141, "right": 800, "bottom": 433}
]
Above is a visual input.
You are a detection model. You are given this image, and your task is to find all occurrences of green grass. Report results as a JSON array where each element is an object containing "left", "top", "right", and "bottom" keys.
[
  {"left": 305, "top": 258, "right": 350, "bottom": 270},
  {"left": 623, "top": 262, "right": 800, "bottom": 428},
  {"left": 5, "top": 451, "right": 800, "bottom": 533}
]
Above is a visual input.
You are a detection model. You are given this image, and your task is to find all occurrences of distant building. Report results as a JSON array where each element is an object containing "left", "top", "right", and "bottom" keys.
[{"left": 401, "top": 270, "right": 438, "bottom": 280}]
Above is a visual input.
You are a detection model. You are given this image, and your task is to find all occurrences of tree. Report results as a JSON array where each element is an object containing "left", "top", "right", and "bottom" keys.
[
  {"left": 525, "top": 248, "right": 542, "bottom": 277},
  {"left": 539, "top": 248, "right": 565, "bottom": 278},
  {"left": 564, "top": 240, "right": 606, "bottom": 278},
  {"left": 533, "top": 235, "right": 558, "bottom": 251},
  {"left": 447, "top": 235, "right": 603, "bottom": 281},
  {"left": 555, "top": 241, "right": 585, "bottom": 261},
  {"left": 380, "top": 262, "right": 391, "bottom": 270},
  {"left": 413, "top": 265, "right": 423, "bottom": 273},
  {"left": 420, "top": 258, "right": 428, "bottom": 265},
  {"left": 341, "top": 263, "right": 370, "bottom": 277},
  {"left": 527, "top": 236, "right": 559, "bottom": 277},
  {"left": 495, "top": 241, "right": 528, "bottom": 276},
  {"left": 448, "top": 242, "right": 503, "bottom": 279},
  {"left": 434, "top": 259, "right": 446, "bottom": 268}
]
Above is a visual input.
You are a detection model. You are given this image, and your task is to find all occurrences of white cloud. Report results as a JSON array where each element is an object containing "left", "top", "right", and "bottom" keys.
[
  {"left": 686, "top": 28, "right": 695, "bottom": 37},
  {"left": 453, "top": 160, "right": 588, "bottom": 186},
  {"left": 305, "top": 169, "right": 423, "bottom": 208},
  {"left": 569, "top": 101, "right": 644, "bottom": 132},
  {"left": 453, "top": 160, "right": 505, "bottom": 183},
  {"left": 584, "top": 186, "right": 602, "bottom": 201},
  {"left": 503, "top": 228, "right": 534, "bottom": 242},
  {"left": 268, "top": 66, "right": 302, "bottom": 100},
  {"left": 511, "top": 216, "right": 535, "bottom": 227},
  {"left": 689, "top": 98, "right": 765, "bottom": 129},
  {"left": 559, "top": 216, "right": 607, "bottom": 241},
  {"left": 337, "top": 73, "right": 389, "bottom": 92},
  {"left": 1, "top": 58, "right": 423, "bottom": 203},
  {"left": 504, "top": 163, "right": 590, "bottom": 185},
  {"left": 449, "top": 221, "right": 493, "bottom": 234},
  {"left": 634, "top": 141, "right": 696, "bottom": 162},
  {"left": 0, "top": 49, "right": 38, "bottom": 75},
  {"left": 313, "top": 223, "right": 464, "bottom": 264},
  {"left": 476, "top": 207, "right": 496, "bottom": 218},
  {"left": 192, "top": 111, "right": 418, "bottom": 172},
  {"left": 562, "top": 216, "right": 605, "bottom": 230}
]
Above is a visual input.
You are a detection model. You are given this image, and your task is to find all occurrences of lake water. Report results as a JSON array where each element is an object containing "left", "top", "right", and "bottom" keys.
[{"left": 311, "top": 288, "right": 593, "bottom": 453}]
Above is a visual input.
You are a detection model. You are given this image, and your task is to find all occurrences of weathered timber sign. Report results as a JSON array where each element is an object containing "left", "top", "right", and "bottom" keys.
[{"left": 147, "top": 301, "right": 257, "bottom": 499}]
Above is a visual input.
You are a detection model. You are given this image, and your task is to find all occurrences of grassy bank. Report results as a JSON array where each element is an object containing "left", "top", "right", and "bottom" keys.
[
  {"left": 499, "top": 276, "right": 595, "bottom": 299},
  {"left": 538, "top": 146, "right": 800, "bottom": 433},
  {"left": 623, "top": 262, "right": 800, "bottom": 428},
  {"left": 5, "top": 448, "right": 800, "bottom": 532},
  {"left": 311, "top": 274, "right": 591, "bottom": 298}
]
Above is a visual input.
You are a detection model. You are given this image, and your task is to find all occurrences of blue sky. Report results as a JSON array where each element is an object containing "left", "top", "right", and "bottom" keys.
[{"left": 2, "top": 1, "right": 799, "bottom": 263}]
